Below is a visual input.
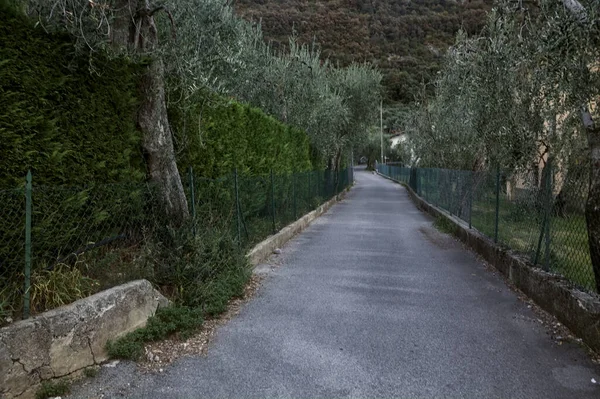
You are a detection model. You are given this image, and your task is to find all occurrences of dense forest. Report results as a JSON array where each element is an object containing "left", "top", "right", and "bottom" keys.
[{"left": 235, "top": 0, "right": 492, "bottom": 103}]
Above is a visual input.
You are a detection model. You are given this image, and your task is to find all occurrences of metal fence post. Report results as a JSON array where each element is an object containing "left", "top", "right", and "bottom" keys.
[
  {"left": 494, "top": 165, "right": 500, "bottom": 243},
  {"left": 469, "top": 171, "right": 474, "bottom": 229},
  {"left": 426, "top": 168, "right": 430, "bottom": 202},
  {"left": 234, "top": 168, "right": 241, "bottom": 246},
  {"left": 24, "top": 170, "right": 32, "bottom": 319},
  {"left": 543, "top": 159, "right": 553, "bottom": 271},
  {"left": 188, "top": 167, "right": 197, "bottom": 237},
  {"left": 437, "top": 169, "right": 441, "bottom": 207},
  {"left": 270, "top": 169, "right": 276, "bottom": 234},
  {"left": 434, "top": 169, "right": 438, "bottom": 207},
  {"left": 348, "top": 165, "right": 351, "bottom": 186},
  {"left": 453, "top": 170, "right": 458, "bottom": 216},
  {"left": 442, "top": 169, "right": 446, "bottom": 210},
  {"left": 448, "top": 170, "right": 453, "bottom": 213},
  {"left": 293, "top": 172, "right": 297, "bottom": 220},
  {"left": 534, "top": 216, "right": 545, "bottom": 266},
  {"left": 423, "top": 168, "right": 431, "bottom": 202},
  {"left": 308, "top": 172, "right": 311, "bottom": 205},
  {"left": 317, "top": 170, "right": 321, "bottom": 199}
]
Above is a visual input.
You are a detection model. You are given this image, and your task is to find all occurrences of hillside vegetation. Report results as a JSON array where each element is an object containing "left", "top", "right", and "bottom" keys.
[{"left": 235, "top": 0, "right": 492, "bottom": 103}]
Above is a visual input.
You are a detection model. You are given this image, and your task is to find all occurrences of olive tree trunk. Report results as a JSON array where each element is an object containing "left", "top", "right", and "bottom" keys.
[{"left": 113, "top": 0, "right": 189, "bottom": 224}]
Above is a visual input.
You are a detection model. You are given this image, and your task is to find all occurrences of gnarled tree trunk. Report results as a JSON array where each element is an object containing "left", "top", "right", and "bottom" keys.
[
  {"left": 113, "top": 0, "right": 189, "bottom": 224},
  {"left": 139, "top": 57, "right": 189, "bottom": 224}
]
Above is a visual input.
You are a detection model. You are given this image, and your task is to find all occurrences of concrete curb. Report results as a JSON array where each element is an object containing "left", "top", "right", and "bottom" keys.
[
  {"left": 246, "top": 186, "right": 352, "bottom": 267},
  {"left": 376, "top": 170, "right": 600, "bottom": 353}
]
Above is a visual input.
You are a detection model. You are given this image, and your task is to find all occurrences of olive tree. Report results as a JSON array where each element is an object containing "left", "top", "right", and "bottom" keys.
[
  {"left": 328, "top": 65, "right": 383, "bottom": 171},
  {"left": 24, "top": 0, "right": 383, "bottom": 218},
  {"left": 28, "top": 0, "right": 190, "bottom": 222},
  {"left": 404, "top": 0, "right": 600, "bottom": 291}
]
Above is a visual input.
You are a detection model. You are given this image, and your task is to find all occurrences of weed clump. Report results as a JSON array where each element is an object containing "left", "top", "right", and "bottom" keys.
[
  {"left": 107, "top": 306, "right": 204, "bottom": 360},
  {"left": 30, "top": 265, "right": 99, "bottom": 313},
  {"left": 433, "top": 216, "right": 457, "bottom": 235},
  {"left": 107, "top": 218, "right": 251, "bottom": 360},
  {"left": 35, "top": 380, "right": 70, "bottom": 399},
  {"left": 83, "top": 367, "right": 98, "bottom": 378}
]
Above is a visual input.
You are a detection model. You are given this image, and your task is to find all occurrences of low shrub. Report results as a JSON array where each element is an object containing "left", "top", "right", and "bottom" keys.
[
  {"left": 106, "top": 306, "right": 204, "bottom": 360},
  {"left": 139, "top": 214, "right": 251, "bottom": 311},
  {"left": 35, "top": 380, "right": 70, "bottom": 399},
  {"left": 433, "top": 216, "right": 457, "bottom": 235},
  {"left": 106, "top": 213, "right": 251, "bottom": 360},
  {"left": 83, "top": 367, "right": 98, "bottom": 378}
]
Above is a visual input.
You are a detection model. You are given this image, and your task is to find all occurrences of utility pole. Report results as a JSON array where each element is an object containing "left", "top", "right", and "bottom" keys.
[{"left": 380, "top": 100, "right": 384, "bottom": 164}]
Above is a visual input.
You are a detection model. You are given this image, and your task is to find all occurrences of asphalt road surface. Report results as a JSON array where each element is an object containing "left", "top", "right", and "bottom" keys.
[{"left": 70, "top": 167, "right": 600, "bottom": 399}]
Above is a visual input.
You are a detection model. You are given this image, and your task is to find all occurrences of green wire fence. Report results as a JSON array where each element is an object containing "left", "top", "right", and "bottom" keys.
[
  {"left": 0, "top": 167, "right": 352, "bottom": 323},
  {"left": 377, "top": 163, "right": 598, "bottom": 294}
]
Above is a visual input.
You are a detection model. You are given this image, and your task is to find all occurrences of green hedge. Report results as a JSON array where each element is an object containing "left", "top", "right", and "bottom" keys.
[
  {"left": 0, "top": 3, "right": 312, "bottom": 188},
  {"left": 0, "top": 4, "right": 145, "bottom": 188},
  {"left": 173, "top": 91, "right": 312, "bottom": 178}
]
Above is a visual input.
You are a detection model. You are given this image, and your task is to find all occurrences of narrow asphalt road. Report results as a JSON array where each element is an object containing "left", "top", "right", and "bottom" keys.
[{"left": 71, "top": 167, "right": 600, "bottom": 399}]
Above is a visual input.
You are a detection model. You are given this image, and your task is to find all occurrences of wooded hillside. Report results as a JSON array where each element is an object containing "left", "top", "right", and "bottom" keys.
[{"left": 235, "top": 0, "right": 492, "bottom": 103}]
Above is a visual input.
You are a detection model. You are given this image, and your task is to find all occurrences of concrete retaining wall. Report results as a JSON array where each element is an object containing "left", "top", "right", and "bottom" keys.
[
  {"left": 377, "top": 171, "right": 600, "bottom": 353},
  {"left": 247, "top": 189, "right": 350, "bottom": 266},
  {"left": 0, "top": 280, "right": 168, "bottom": 399}
]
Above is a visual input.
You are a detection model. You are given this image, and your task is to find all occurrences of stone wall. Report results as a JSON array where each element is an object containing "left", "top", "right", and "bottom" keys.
[
  {"left": 0, "top": 280, "right": 168, "bottom": 399},
  {"left": 247, "top": 189, "right": 349, "bottom": 266}
]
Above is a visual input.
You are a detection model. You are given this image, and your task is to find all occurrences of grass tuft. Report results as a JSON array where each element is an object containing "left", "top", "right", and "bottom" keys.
[
  {"left": 30, "top": 264, "right": 99, "bottom": 314},
  {"left": 35, "top": 380, "right": 70, "bottom": 399},
  {"left": 83, "top": 367, "right": 98, "bottom": 378},
  {"left": 433, "top": 216, "right": 457, "bottom": 235}
]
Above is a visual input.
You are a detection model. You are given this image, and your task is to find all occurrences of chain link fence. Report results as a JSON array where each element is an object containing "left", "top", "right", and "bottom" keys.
[
  {"left": 0, "top": 187, "right": 25, "bottom": 322},
  {"left": 0, "top": 168, "right": 352, "bottom": 325},
  {"left": 377, "top": 163, "right": 598, "bottom": 294}
]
